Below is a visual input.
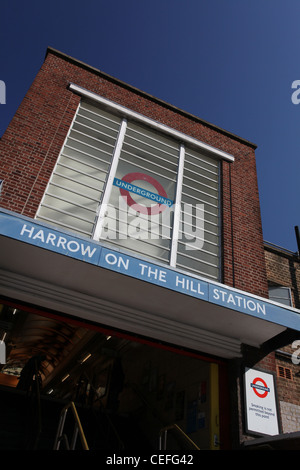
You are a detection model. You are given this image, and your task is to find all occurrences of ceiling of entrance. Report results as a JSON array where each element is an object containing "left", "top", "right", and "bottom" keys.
[{"left": 0, "top": 302, "right": 131, "bottom": 395}]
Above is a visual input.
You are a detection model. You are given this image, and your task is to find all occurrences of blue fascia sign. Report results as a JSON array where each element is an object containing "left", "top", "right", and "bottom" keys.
[{"left": 1, "top": 209, "right": 300, "bottom": 332}]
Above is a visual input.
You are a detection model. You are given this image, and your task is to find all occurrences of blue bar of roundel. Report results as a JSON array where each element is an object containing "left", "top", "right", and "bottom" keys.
[{"left": 113, "top": 178, "right": 174, "bottom": 207}]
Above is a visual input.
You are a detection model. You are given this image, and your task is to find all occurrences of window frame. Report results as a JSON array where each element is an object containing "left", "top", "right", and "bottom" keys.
[
  {"left": 37, "top": 84, "right": 235, "bottom": 281},
  {"left": 268, "top": 285, "right": 293, "bottom": 307}
]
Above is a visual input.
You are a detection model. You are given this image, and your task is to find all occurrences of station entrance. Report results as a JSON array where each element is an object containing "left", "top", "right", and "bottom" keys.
[{"left": 0, "top": 300, "right": 230, "bottom": 450}]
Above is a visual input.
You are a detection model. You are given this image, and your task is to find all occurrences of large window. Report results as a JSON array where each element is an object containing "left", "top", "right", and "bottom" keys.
[{"left": 36, "top": 94, "right": 226, "bottom": 281}]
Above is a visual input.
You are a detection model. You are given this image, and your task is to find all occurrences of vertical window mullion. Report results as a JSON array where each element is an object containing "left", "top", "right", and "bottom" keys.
[
  {"left": 93, "top": 118, "right": 127, "bottom": 240},
  {"left": 170, "top": 143, "right": 185, "bottom": 267}
]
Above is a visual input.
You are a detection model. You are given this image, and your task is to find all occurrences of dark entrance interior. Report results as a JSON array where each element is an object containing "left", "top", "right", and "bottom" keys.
[{"left": 0, "top": 301, "right": 226, "bottom": 450}]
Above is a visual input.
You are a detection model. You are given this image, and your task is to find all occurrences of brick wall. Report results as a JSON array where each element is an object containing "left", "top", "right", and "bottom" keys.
[
  {"left": 264, "top": 245, "right": 300, "bottom": 433},
  {"left": 265, "top": 245, "right": 300, "bottom": 309},
  {"left": 0, "top": 48, "right": 268, "bottom": 298},
  {"left": 280, "top": 401, "right": 300, "bottom": 433}
]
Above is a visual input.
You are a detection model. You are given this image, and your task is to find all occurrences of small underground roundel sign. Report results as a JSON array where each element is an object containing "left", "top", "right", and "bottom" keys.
[
  {"left": 251, "top": 376, "right": 270, "bottom": 399},
  {"left": 244, "top": 368, "right": 279, "bottom": 436}
]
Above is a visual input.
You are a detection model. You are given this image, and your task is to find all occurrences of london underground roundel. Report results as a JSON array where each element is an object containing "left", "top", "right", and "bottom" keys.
[{"left": 118, "top": 172, "right": 171, "bottom": 215}]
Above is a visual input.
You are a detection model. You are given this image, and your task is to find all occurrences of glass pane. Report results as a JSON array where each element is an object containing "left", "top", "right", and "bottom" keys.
[
  {"left": 36, "top": 101, "right": 121, "bottom": 236},
  {"left": 269, "top": 286, "right": 292, "bottom": 306},
  {"left": 179, "top": 148, "right": 220, "bottom": 280},
  {"left": 99, "top": 121, "right": 179, "bottom": 264}
]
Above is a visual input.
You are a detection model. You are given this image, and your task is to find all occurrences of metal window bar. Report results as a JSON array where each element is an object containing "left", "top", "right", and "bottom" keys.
[
  {"left": 55, "top": 162, "right": 107, "bottom": 183},
  {"left": 177, "top": 240, "right": 219, "bottom": 258},
  {"left": 70, "top": 128, "right": 117, "bottom": 149},
  {"left": 184, "top": 159, "right": 219, "bottom": 176},
  {"left": 79, "top": 102, "right": 122, "bottom": 127},
  {"left": 175, "top": 264, "right": 218, "bottom": 281},
  {"left": 40, "top": 203, "right": 95, "bottom": 225},
  {"left": 104, "top": 239, "right": 171, "bottom": 264},
  {"left": 170, "top": 143, "right": 185, "bottom": 267},
  {"left": 120, "top": 149, "right": 178, "bottom": 175},
  {"left": 76, "top": 114, "right": 120, "bottom": 136},
  {"left": 36, "top": 214, "right": 92, "bottom": 236},
  {"left": 176, "top": 248, "right": 219, "bottom": 265},
  {"left": 109, "top": 203, "right": 174, "bottom": 233},
  {"left": 102, "top": 214, "right": 172, "bottom": 242},
  {"left": 49, "top": 181, "right": 100, "bottom": 203},
  {"left": 93, "top": 118, "right": 128, "bottom": 240},
  {"left": 119, "top": 155, "right": 178, "bottom": 183},
  {"left": 52, "top": 170, "right": 104, "bottom": 192},
  {"left": 123, "top": 138, "right": 179, "bottom": 165},
  {"left": 126, "top": 124, "right": 180, "bottom": 155},
  {"left": 184, "top": 149, "right": 219, "bottom": 168},
  {"left": 61, "top": 151, "right": 110, "bottom": 172},
  {"left": 45, "top": 193, "right": 97, "bottom": 213},
  {"left": 66, "top": 138, "right": 115, "bottom": 160},
  {"left": 181, "top": 192, "right": 219, "bottom": 212},
  {"left": 74, "top": 117, "right": 120, "bottom": 137},
  {"left": 53, "top": 401, "right": 89, "bottom": 450},
  {"left": 182, "top": 179, "right": 219, "bottom": 198}
]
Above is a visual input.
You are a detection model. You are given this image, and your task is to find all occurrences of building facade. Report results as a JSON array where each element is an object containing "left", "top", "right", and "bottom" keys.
[
  {"left": 0, "top": 48, "right": 299, "bottom": 450},
  {"left": 263, "top": 241, "right": 300, "bottom": 443}
]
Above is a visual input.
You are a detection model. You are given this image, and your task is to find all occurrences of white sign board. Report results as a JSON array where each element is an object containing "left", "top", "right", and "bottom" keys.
[{"left": 244, "top": 368, "right": 280, "bottom": 436}]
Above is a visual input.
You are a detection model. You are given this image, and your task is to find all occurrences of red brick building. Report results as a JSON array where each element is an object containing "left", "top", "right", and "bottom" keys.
[{"left": 0, "top": 47, "right": 299, "bottom": 450}]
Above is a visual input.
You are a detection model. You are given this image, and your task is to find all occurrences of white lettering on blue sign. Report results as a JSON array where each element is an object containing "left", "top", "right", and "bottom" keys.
[
  {"left": 175, "top": 274, "right": 205, "bottom": 295},
  {"left": 100, "top": 248, "right": 208, "bottom": 300},
  {"left": 113, "top": 178, "right": 174, "bottom": 207},
  {"left": 212, "top": 288, "right": 266, "bottom": 315},
  {"left": 20, "top": 224, "right": 98, "bottom": 260},
  {"left": 139, "top": 262, "right": 167, "bottom": 283},
  {"left": 105, "top": 252, "right": 130, "bottom": 270},
  {"left": 2, "top": 210, "right": 300, "bottom": 332}
]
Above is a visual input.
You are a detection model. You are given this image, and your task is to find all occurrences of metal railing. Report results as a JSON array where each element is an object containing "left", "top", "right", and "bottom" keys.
[
  {"left": 159, "top": 424, "right": 200, "bottom": 450},
  {"left": 53, "top": 401, "right": 89, "bottom": 450}
]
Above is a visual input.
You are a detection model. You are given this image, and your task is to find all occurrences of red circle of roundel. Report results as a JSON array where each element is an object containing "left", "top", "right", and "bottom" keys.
[
  {"left": 119, "top": 172, "right": 168, "bottom": 215},
  {"left": 252, "top": 377, "right": 269, "bottom": 398}
]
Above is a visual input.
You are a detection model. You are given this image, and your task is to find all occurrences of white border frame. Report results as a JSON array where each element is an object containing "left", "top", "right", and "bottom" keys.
[{"left": 69, "top": 83, "right": 235, "bottom": 163}]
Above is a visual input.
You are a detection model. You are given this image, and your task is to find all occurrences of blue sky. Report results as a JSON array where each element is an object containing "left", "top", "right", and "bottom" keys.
[{"left": 1, "top": 0, "right": 299, "bottom": 251}]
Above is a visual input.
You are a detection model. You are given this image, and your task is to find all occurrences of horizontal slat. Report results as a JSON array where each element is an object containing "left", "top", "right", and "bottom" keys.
[
  {"left": 119, "top": 156, "right": 177, "bottom": 184},
  {"left": 49, "top": 181, "right": 101, "bottom": 203},
  {"left": 40, "top": 203, "right": 95, "bottom": 225},
  {"left": 44, "top": 192, "right": 98, "bottom": 213},
  {"left": 65, "top": 143, "right": 112, "bottom": 165},
  {"left": 185, "top": 149, "right": 219, "bottom": 170},
  {"left": 77, "top": 111, "right": 121, "bottom": 134},
  {"left": 56, "top": 161, "right": 106, "bottom": 184},
  {"left": 53, "top": 170, "right": 105, "bottom": 192},
  {"left": 125, "top": 130, "right": 179, "bottom": 161},
  {"left": 101, "top": 238, "right": 170, "bottom": 264},
  {"left": 36, "top": 214, "right": 93, "bottom": 236},
  {"left": 122, "top": 142, "right": 178, "bottom": 172},
  {"left": 69, "top": 129, "right": 116, "bottom": 151},
  {"left": 176, "top": 262, "right": 219, "bottom": 280}
]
